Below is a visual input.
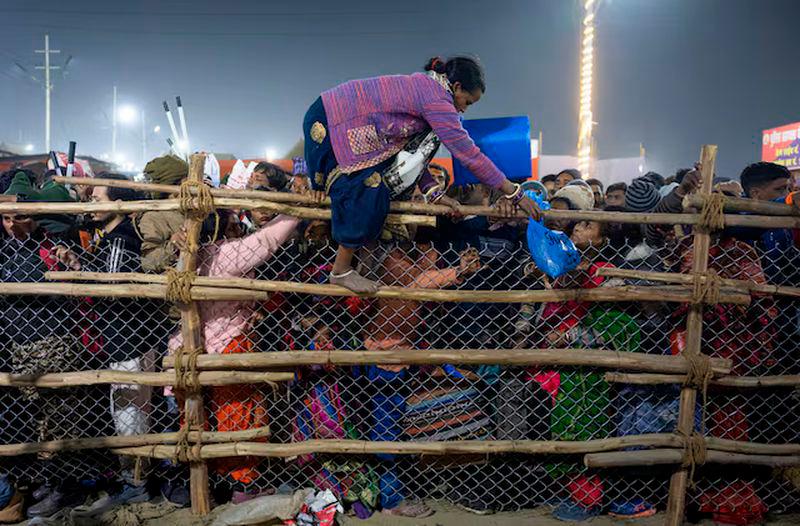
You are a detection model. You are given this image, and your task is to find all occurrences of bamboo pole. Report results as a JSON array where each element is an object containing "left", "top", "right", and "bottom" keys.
[
  {"left": 162, "top": 348, "right": 731, "bottom": 375},
  {"left": 0, "top": 427, "right": 271, "bottom": 457},
  {"left": 54, "top": 176, "right": 800, "bottom": 228},
  {"left": 0, "top": 194, "right": 431, "bottom": 227},
  {"left": 666, "top": 145, "right": 717, "bottom": 526},
  {"left": 44, "top": 272, "right": 752, "bottom": 305},
  {"left": 113, "top": 434, "right": 685, "bottom": 460},
  {"left": 112, "top": 436, "right": 800, "bottom": 462},
  {"left": 0, "top": 370, "right": 293, "bottom": 388},
  {"left": 586, "top": 449, "right": 800, "bottom": 469},
  {"left": 178, "top": 154, "right": 210, "bottom": 516},
  {"left": 0, "top": 281, "right": 276, "bottom": 301},
  {"left": 605, "top": 372, "right": 800, "bottom": 388},
  {"left": 687, "top": 193, "right": 799, "bottom": 217},
  {"left": 596, "top": 267, "right": 800, "bottom": 299}
]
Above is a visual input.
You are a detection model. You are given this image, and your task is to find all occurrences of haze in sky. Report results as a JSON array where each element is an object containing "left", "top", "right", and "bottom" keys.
[{"left": 2, "top": 0, "right": 799, "bottom": 178}]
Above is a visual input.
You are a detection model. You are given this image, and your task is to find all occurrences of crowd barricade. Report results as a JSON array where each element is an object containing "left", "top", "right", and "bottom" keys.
[{"left": 0, "top": 149, "right": 799, "bottom": 522}]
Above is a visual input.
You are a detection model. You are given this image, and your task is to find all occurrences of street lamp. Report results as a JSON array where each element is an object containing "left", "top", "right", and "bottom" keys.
[
  {"left": 265, "top": 147, "right": 277, "bottom": 161},
  {"left": 117, "top": 104, "right": 138, "bottom": 124},
  {"left": 24, "top": 144, "right": 34, "bottom": 152},
  {"left": 153, "top": 125, "right": 161, "bottom": 134}
]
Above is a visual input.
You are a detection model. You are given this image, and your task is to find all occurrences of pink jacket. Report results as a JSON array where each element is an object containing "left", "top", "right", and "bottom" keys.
[
  {"left": 321, "top": 73, "right": 506, "bottom": 188},
  {"left": 168, "top": 215, "right": 300, "bottom": 356}
]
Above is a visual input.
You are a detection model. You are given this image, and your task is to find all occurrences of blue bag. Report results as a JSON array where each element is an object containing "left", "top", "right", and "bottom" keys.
[{"left": 524, "top": 191, "right": 581, "bottom": 279}]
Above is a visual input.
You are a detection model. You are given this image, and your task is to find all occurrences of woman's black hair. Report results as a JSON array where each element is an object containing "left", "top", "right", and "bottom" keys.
[
  {"left": 424, "top": 55, "right": 486, "bottom": 94},
  {"left": 95, "top": 172, "right": 145, "bottom": 202},
  {"left": 254, "top": 162, "right": 291, "bottom": 192}
]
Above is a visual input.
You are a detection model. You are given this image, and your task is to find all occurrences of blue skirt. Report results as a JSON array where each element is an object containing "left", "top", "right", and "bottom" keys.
[{"left": 303, "top": 97, "right": 392, "bottom": 248}]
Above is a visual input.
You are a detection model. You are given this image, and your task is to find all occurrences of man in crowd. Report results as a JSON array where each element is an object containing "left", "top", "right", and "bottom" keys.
[
  {"left": 586, "top": 178, "right": 604, "bottom": 207},
  {"left": 540, "top": 174, "right": 557, "bottom": 197},
  {"left": 604, "top": 182, "right": 626, "bottom": 207}
]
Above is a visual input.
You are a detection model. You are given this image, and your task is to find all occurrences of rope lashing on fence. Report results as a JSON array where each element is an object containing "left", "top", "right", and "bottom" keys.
[
  {"left": 165, "top": 268, "right": 196, "bottom": 304},
  {"left": 676, "top": 429, "right": 707, "bottom": 488},
  {"left": 173, "top": 422, "right": 204, "bottom": 463},
  {"left": 691, "top": 270, "right": 722, "bottom": 305},
  {"left": 173, "top": 346, "right": 203, "bottom": 392},
  {"left": 698, "top": 192, "right": 726, "bottom": 232},
  {"left": 683, "top": 351, "right": 713, "bottom": 435},
  {"left": 178, "top": 179, "right": 216, "bottom": 218}
]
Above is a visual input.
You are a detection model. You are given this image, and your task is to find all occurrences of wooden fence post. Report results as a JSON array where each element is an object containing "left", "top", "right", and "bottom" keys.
[
  {"left": 665, "top": 145, "right": 718, "bottom": 525},
  {"left": 177, "top": 154, "right": 211, "bottom": 515}
]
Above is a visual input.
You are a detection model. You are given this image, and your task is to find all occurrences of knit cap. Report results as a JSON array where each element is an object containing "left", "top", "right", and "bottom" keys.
[
  {"left": 143, "top": 155, "right": 189, "bottom": 186},
  {"left": 625, "top": 177, "right": 661, "bottom": 212},
  {"left": 553, "top": 183, "right": 595, "bottom": 210}
]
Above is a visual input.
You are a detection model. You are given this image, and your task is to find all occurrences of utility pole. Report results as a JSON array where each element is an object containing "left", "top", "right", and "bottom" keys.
[
  {"left": 141, "top": 110, "right": 147, "bottom": 165},
  {"left": 35, "top": 34, "right": 60, "bottom": 152},
  {"left": 112, "top": 85, "right": 118, "bottom": 158}
]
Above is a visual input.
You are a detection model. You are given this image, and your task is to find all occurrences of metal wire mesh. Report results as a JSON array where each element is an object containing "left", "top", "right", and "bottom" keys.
[{"left": 0, "top": 224, "right": 798, "bottom": 515}]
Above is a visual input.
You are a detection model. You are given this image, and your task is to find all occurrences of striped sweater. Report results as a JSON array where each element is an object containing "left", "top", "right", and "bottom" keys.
[{"left": 320, "top": 72, "right": 506, "bottom": 188}]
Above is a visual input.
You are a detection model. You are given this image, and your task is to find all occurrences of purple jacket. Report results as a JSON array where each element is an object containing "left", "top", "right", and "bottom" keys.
[{"left": 321, "top": 73, "right": 506, "bottom": 189}]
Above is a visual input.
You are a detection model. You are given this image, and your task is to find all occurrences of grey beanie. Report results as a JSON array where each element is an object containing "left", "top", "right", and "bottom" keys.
[{"left": 625, "top": 177, "right": 661, "bottom": 212}]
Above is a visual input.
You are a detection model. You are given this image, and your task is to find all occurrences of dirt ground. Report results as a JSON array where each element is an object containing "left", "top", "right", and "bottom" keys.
[
  {"left": 15, "top": 500, "right": 800, "bottom": 525},
  {"left": 122, "top": 500, "right": 800, "bottom": 526}
]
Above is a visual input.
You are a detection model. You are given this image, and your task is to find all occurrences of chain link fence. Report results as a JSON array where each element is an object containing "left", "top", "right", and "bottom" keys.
[{"left": 0, "top": 224, "right": 798, "bottom": 516}]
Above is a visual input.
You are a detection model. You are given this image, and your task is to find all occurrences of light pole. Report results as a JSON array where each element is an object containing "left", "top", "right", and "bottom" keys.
[
  {"left": 577, "top": 0, "right": 597, "bottom": 178},
  {"left": 35, "top": 34, "right": 60, "bottom": 152},
  {"left": 112, "top": 85, "right": 118, "bottom": 158}
]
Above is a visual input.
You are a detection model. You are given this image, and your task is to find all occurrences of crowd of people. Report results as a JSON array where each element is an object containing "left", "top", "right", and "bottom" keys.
[{"left": 0, "top": 154, "right": 796, "bottom": 525}]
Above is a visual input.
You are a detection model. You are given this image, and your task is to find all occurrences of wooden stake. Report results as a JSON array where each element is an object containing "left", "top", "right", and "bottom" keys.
[
  {"left": 162, "top": 348, "right": 731, "bottom": 375},
  {"left": 666, "top": 145, "right": 717, "bottom": 526},
  {"left": 179, "top": 154, "right": 210, "bottom": 516}
]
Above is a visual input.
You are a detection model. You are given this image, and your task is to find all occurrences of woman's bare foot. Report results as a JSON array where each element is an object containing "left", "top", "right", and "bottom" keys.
[{"left": 330, "top": 269, "right": 379, "bottom": 294}]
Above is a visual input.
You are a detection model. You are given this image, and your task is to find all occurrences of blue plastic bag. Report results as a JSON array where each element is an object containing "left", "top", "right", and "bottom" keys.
[{"left": 524, "top": 191, "right": 581, "bottom": 279}]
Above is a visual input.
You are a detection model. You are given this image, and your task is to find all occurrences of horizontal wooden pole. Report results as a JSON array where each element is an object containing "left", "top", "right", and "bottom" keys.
[
  {"left": 0, "top": 282, "right": 273, "bottom": 301},
  {"left": 113, "top": 435, "right": 800, "bottom": 462},
  {"left": 0, "top": 426, "right": 271, "bottom": 457},
  {"left": 596, "top": 267, "right": 800, "bottom": 299},
  {"left": 687, "top": 194, "right": 799, "bottom": 217},
  {"left": 585, "top": 449, "right": 800, "bottom": 469},
  {"left": 0, "top": 370, "right": 293, "bottom": 388},
  {"left": 113, "top": 434, "right": 683, "bottom": 460},
  {"left": 0, "top": 195, "right": 431, "bottom": 226},
  {"left": 162, "top": 348, "right": 731, "bottom": 375},
  {"left": 55, "top": 177, "right": 800, "bottom": 228},
  {"left": 605, "top": 372, "right": 800, "bottom": 388},
  {"left": 45, "top": 271, "right": 752, "bottom": 305}
]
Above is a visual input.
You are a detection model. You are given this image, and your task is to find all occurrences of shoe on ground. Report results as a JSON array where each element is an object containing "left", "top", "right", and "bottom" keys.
[
  {"left": 27, "top": 488, "right": 84, "bottom": 518},
  {"left": 74, "top": 483, "right": 148, "bottom": 517},
  {"left": 160, "top": 481, "right": 189, "bottom": 508},
  {"left": 553, "top": 501, "right": 601, "bottom": 522},
  {"left": 32, "top": 485, "right": 52, "bottom": 502},
  {"left": 608, "top": 498, "right": 657, "bottom": 519}
]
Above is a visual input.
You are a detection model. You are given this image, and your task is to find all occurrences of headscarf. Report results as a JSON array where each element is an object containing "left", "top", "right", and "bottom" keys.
[{"left": 143, "top": 155, "right": 189, "bottom": 186}]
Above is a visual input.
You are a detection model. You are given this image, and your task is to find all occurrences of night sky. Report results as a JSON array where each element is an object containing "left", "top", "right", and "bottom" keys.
[{"left": 2, "top": 0, "right": 799, "bottom": 179}]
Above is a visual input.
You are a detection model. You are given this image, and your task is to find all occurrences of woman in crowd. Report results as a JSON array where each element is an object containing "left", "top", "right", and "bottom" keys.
[{"left": 302, "top": 55, "right": 540, "bottom": 293}]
